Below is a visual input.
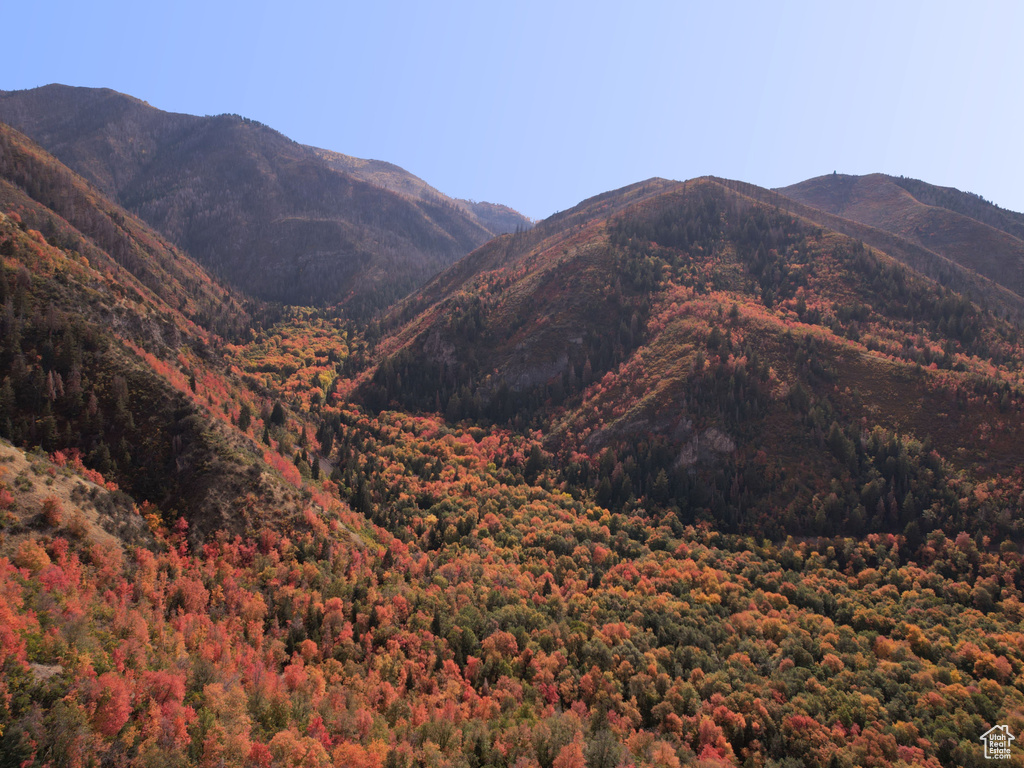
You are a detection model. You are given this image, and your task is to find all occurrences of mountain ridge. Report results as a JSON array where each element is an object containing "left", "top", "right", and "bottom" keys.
[
  {"left": 777, "top": 172, "right": 1024, "bottom": 309},
  {"left": 0, "top": 84, "right": 533, "bottom": 315},
  {"left": 361, "top": 174, "right": 1024, "bottom": 538},
  {"left": 1, "top": 113, "right": 1023, "bottom": 767},
  {"left": 308, "top": 145, "right": 533, "bottom": 233}
]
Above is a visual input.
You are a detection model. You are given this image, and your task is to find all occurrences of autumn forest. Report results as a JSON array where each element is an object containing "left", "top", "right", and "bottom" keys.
[{"left": 0, "top": 85, "right": 1022, "bottom": 768}]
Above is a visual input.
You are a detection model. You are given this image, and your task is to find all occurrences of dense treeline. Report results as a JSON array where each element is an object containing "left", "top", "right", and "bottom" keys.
[{"left": 363, "top": 276, "right": 653, "bottom": 427}]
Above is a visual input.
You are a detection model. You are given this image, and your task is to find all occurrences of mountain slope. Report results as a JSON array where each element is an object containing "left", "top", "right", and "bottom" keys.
[
  {"left": 310, "top": 146, "right": 533, "bottom": 234},
  {"left": 0, "top": 119, "right": 250, "bottom": 337},
  {"left": 0, "top": 84, "right": 532, "bottom": 314},
  {"left": 777, "top": 173, "right": 1024, "bottom": 309},
  {"left": 360, "top": 176, "right": 1024, "bottom": 539},
  {"left": 0, "top": 122, "right": 327, "bottom": 539},
  {"left": 1, "top": 151, "right": 1023, "bottom": 768},
  {"left": 366, "top": 178, "right": 678, "bottom": 411},
  {"left": 718, "top": 178, "right": 1024, "bottom": 323}
]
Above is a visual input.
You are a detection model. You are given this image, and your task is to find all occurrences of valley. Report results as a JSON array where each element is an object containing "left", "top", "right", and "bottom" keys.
[{"left": 0, "top": 87, "right": 1021, "bottom": 768}]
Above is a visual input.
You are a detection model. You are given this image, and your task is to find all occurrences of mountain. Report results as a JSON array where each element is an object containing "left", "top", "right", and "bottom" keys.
[
  {"left": 365, "top": 177, "right": 677, "bottom": 412},
  {"left": 1, "top": 136, "right": 1024, "bottom": 768},
  {"left": 361, "top": 175, "right": 1024, "bottom": 539},
  {"left": 0, "top": 84, "right": 532, "bottom": 315},
  {"left": 776, "top": 173, "right": 1024, "bottom": 316}
]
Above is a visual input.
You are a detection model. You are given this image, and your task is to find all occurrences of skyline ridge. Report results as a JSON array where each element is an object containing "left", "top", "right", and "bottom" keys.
[
  {"left": 3, "top": 82, "right": 1020, "bottom": 224},
  {"left": 4, "top": 1, "right": 1020, "bottom": 219}
]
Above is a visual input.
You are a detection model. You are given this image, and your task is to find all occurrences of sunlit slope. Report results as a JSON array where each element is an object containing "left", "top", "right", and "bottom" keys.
[
  {"left": 362, "top": 177, "right": 1024, "bottom": 538},
  {"left": 779, "top": 173, "right": 1024, "bottom": 308}
]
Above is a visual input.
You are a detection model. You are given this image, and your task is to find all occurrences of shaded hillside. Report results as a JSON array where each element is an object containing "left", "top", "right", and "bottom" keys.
[
  {"left": 0, "top": 125, "right": 324, "bottom": 539},
  {"left": 310, "top": 146, "right": 533, "bottom": 234},
  {"left": 778, "top": 173, "right": 1024, "bottom": 306},
  {"left": 717, "top": 177, "right": 1024, "bottom": 323},
  {"left": 1, "top": 157, "right": 1024, "bottom": 767},
  {"left": 365, "top": 177, "right": 680, "bottom": 422},
  {"left": 0, "top": 85, "right": 530, "bottom": 314},
  {"left": 360, "top": 177, "right": 1024, "bottom": 540},
  {"left": 0, "top": 122, "right": 250, "bottom": 338}
]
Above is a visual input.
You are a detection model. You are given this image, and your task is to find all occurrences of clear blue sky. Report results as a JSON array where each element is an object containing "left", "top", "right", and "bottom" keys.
[{"left": 4, "top": 1, "right": 1022, "bottom": 220}]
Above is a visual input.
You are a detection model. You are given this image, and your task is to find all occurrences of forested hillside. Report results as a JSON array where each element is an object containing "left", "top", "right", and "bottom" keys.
[
  {"left": 362, "top": 178, "right": 1024, "bottom": 542},
  {"left": 0, "top": 122, "right": 316, "bottom": 539},
  {"left": 0, "top": 120, "right": 1022, "bottom": 767}
]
